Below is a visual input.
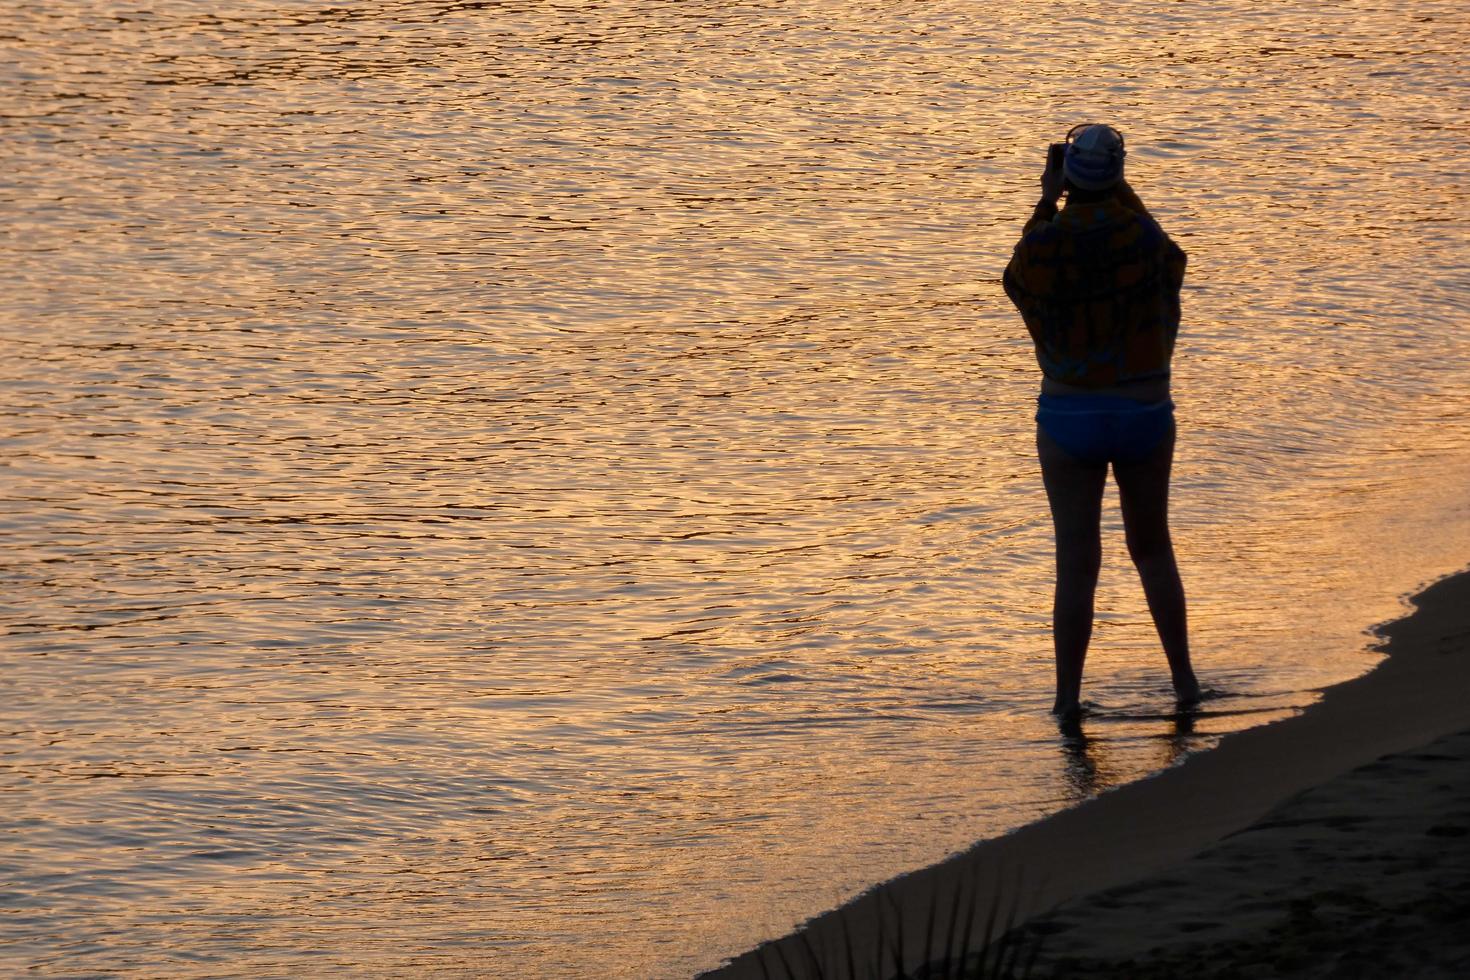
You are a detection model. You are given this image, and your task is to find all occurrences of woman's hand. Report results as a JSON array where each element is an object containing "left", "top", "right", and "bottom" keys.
[{"left": 1040, "top": 153, "right": 1065, "bottom": 204}]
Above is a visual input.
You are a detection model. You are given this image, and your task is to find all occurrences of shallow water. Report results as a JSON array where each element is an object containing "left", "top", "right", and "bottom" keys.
[{"left": 3, "top": 1, "right": 1469, "bottom": 976}]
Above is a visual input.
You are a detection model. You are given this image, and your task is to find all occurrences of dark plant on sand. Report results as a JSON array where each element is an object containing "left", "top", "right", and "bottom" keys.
[{"left": 748, "top": 867, "right": 1046, "bottom": 980}]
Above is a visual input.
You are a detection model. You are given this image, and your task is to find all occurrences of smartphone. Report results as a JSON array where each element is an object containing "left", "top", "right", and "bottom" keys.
[{"left": 1047, "top": 142, "right": 1066, "bottom": 172}]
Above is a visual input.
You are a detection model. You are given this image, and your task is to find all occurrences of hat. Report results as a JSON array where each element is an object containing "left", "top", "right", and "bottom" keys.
[{"left": 1063, "top": 124, "right": 1126, "bottom": 190}]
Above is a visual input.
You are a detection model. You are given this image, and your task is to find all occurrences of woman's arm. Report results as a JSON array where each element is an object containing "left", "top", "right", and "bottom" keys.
[{"left": 1022, "top": 197, "right": 1058, "bottom": 235}]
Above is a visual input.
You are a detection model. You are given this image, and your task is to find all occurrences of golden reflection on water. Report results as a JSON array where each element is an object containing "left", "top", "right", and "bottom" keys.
[{"left": 3, "top": 1, "right": 1470, "bottom": 977}]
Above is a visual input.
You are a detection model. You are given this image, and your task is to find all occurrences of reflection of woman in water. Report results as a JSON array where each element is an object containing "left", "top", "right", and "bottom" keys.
[{"left": 1003, "top": 124, "right": 1200, "bottom": 720}]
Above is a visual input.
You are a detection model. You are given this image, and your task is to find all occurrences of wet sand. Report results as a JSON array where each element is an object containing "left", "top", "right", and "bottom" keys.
[{"left": 701, "top": 567, "right": 1470, "bottom": 978}]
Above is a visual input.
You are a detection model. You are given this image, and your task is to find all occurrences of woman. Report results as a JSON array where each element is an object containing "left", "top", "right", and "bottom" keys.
[{"left": 1002, "top": 124, "right": 1200, "bottom": 720}]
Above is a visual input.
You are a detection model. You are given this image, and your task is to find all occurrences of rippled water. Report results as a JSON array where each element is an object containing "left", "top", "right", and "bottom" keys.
[{"left": 4, "top": 1, "right": 1469, "bottom": 976}]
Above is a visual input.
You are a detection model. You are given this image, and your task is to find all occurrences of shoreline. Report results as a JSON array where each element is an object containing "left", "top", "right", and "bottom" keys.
[{"left": 700, "top": 565, "right": 1470, "bottom": 978}]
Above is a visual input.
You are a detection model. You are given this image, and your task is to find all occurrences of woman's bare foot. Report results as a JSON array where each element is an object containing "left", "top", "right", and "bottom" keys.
[
  {"left": 1172, "top": 671, "right": 1201, "bottom": 707},
  {"left": 1052, "top": 697, "right": 1083, "bottom": 723}
]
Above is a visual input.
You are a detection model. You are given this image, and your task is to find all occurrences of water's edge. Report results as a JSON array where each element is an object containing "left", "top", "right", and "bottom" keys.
[{"left": 703, "top": 560, "right": 1470, "bottom": 979}]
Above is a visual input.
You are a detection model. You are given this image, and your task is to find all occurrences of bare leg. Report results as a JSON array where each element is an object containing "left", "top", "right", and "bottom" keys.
[
  {"left": 1112, "top": 423, "right": 1199, "bottom": 703},
  {"left": 1037, "top": 427, "right": 1107, "bottom": 717}
]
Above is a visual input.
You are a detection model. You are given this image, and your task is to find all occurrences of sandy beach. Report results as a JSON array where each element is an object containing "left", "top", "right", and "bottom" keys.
[
  {"left": 702, "top": 566, "right": 1470, "bottom": 978},
  {"left": 1011, "top": 726, "right": 1470, "bottom": 977}
]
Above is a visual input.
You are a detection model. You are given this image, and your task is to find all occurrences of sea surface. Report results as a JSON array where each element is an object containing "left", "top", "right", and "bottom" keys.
[{"left": 3, "top": 1, "right": 1469, "bottom": 976}]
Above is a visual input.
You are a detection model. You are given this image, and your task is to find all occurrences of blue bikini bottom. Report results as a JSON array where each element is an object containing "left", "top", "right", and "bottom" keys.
[{"left": 1036, "top": 393, "right": 1175, "bottom": 466}]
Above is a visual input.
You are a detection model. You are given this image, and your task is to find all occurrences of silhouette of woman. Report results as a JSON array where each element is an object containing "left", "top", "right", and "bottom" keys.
[{"left": 1003, "top": 124, "right": 1201, "bottom": 720}]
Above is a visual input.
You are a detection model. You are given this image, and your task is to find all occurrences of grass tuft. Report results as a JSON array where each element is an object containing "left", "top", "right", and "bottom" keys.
[{"left": 739, "top": 865, "right": 1047, "bottom": 980}]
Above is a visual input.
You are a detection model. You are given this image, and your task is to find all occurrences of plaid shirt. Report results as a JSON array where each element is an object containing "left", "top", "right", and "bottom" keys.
[{"left": 1003, "top": 192, "right": 1186, "bottom": 387}]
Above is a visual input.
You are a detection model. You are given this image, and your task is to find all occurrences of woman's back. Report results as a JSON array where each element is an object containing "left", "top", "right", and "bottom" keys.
[{"left": 1003, "top": 189, "right": 1186, "bottom": 388}]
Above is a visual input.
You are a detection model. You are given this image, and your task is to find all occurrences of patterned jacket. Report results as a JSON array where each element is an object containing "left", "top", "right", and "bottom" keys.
[{"left": 1003, "top": 190, "right": 1186, "bottom": 387}]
